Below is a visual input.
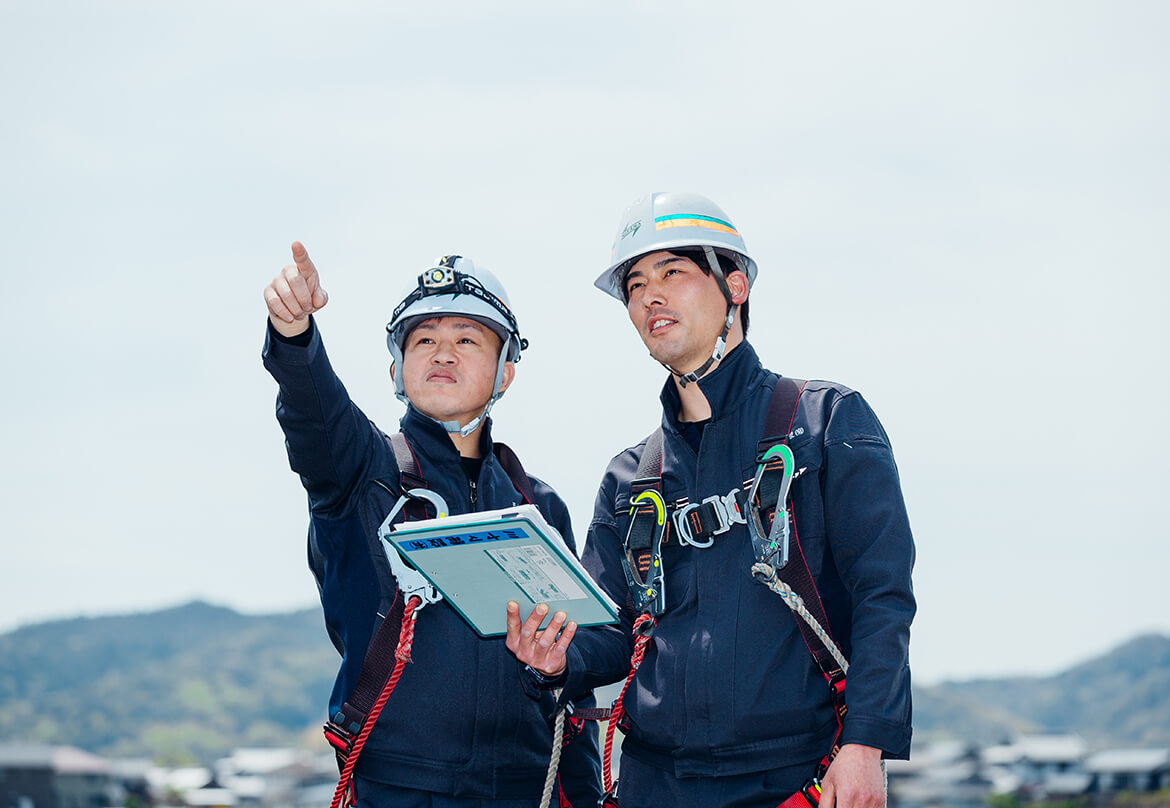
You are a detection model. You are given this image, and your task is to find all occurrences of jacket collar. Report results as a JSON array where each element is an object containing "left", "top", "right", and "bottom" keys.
[
  {"left": 659, "top": 340, "right": 765, "bottom": 429},
  {"left": 400, "top": 403, "right": 493, "bottom": 471}
]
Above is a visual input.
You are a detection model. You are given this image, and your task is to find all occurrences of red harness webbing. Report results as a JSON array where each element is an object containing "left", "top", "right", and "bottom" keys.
[
  {"left": 327, "top": 595, "right": 421, "bottom": 808},
  {"left": 323, "top": 432, "right": 544, "bottom": 805},
  {"left": 602, "top": 378, "right": 849, "bottom": 807}
]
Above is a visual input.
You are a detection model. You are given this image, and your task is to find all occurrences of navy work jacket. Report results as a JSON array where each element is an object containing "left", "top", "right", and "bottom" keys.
[
  {"left": 561, "top": 341, "right": 915, "bottom": 779},
  {"left": 263, "top": 320, "right": 602, "bottom": 803}
]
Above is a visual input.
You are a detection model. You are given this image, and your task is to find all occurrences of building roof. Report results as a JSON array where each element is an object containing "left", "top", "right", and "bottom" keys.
[
  {"left": 0, "top": 744, "right": 54, "bottom": 768},
  {"left": 983, "top": 734, "right": 1088, "bottom": 765},
  {"left": 1084, "top": 748, "right": 1170, "bottom": 773},
  {"left": 0, "top": 744, "right": 109, "bottom": 774}
]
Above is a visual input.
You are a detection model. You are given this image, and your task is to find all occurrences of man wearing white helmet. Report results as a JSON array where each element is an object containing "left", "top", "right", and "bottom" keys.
[
  {"left": 508, "top": 194, "right": 915, "bottom": 808},
  {"left": 263, "top": 243, "right": 602, "bottom": 807}
]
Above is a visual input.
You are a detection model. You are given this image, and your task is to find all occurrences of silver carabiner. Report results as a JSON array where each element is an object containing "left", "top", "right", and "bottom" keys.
[
  {"left": 378, "top": 488, "right": 450, "bottom": 609},
  {"left": 746, "top": 445, "right": 795, "bottom": 571}
]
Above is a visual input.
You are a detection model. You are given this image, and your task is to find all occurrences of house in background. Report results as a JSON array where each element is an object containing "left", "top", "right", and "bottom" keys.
[
  {"left": 980, "top": 733, "right": 1092, "bottom": 800},
  {"left": 1085, "top": 748, "right": 1170, "bottom": 794},
  {"left": 0, "top": 745, "right": 115, "bottom": 808}
]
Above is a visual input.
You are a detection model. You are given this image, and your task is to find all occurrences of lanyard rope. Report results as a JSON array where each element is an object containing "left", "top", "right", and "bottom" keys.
[
  {"left": 602, "top": 614, "right": 657, "bottom": 796},
  {"left": 750, "top": 564, "right": 848, "bottom": 672},
  {"left": 329, "top": 596, "right": 421, "bottom": 808}
]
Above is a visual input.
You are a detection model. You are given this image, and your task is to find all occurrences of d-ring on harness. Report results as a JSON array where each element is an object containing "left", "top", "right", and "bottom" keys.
[
  {"left": 324, "top": 431, "right": 546, "bottom": 807},
  {"left": 608, "top": 379, "right": 855, "bottom": 807}
]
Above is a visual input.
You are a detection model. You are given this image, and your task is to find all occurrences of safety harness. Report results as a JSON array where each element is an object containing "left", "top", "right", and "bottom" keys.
[
  {"left": 594, "top": 378, "right": 850, "bottom": 807},
  {"left": 322, "top": 431, "right": 543, "bottom": 808}
]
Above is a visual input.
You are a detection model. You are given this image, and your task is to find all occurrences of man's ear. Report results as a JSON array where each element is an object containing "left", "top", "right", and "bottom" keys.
[
  {"left": 389, "top": 363, "right": 397, "bottom": 381},
  {"left": 726, "top": 270, "right": 749, "bottom": 305},
  {"left": 497, "top": 361, "right": 516, "bottom": 395}
]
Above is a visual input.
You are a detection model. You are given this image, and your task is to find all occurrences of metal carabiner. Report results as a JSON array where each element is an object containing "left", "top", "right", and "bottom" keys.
[
  {"left": 746, "top": 444, "right": 795, "bottom": 571},
  {"left": 622, "top": 489, "right": 667, "bottom": 616},
  {"left": 378, "top": 488, "right": 450, "bottom": 609}
]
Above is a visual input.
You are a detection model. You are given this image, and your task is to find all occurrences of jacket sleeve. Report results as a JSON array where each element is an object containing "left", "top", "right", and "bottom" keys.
[
  {"left": 821, "top": 391, "right": 916, "bottom": 758},
  {"left": 524, "top": 476, "right": 604, "bottom": 805},
  {"left": 261, "top": 318, "right": 380, "bottom": 522},
  {"left": 560, "top": 467, "right": 639, "bottom": 700}
]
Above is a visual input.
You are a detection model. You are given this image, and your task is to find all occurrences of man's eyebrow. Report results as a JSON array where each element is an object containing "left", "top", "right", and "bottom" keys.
[
  {"left": 626, "top": 256, "right": 688, "bottom": 284},
  {"left": 412, "top": 318, "right": 485, "bottom": 332}
]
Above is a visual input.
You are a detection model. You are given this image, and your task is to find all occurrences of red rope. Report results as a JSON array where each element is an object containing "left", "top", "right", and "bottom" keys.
[
  {"left": 329, "top": 596, "right": 421, "bottom": 808},
  {"left": 602, "top": 614, "right": 655, "bottom": 795}
]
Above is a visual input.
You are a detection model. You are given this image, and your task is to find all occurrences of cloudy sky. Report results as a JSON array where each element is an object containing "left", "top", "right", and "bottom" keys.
[{"left": 2, "top": 1, "right": 1166, "bottom": 686}]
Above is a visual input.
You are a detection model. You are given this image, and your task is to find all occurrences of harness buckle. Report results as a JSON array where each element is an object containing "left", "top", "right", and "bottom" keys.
[
  {"left": 323, "top": 712, "right": 358, "bottom": 770},
  {"left": 722, "top": 489, "right": 748, "bottom": 525},
  {"left": 673, "top": 489, "right": 748, "bottom": 548},
  {"left": 378, "top": 488, "right": 449, "bottom": 611},
  {"left": 800, "top": 777, "right": 823, "bottom": 806}
]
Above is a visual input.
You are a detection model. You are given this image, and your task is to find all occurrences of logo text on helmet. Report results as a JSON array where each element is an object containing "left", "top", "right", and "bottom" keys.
[{"left": 621, "top": 220, "right": 642, "bottom": 240}]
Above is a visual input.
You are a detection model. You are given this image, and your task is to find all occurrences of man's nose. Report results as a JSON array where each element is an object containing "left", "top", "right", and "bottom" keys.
[
  {"left": 431, "top": 342, "right": 457, "bottom": 363},
  {"left": 641, "top": 277, "right": 666, "bottom": 307}
]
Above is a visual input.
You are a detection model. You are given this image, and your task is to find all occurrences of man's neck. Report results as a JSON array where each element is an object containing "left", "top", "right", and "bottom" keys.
[
  {"left": 674, "top": 380, "right": 712, "bottom": 423},
  {"left": 448, "top": 427, "right": 483, "bottom": 459},
  {"left": 670, "top": 330, "right": 743, "bottom": 422}
]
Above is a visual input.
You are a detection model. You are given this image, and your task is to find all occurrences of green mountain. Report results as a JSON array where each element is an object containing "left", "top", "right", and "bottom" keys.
[
  {"left": 914, "top": 633, "right": 1170, "bottom": 746},
  {"left": 1, "top": 603, "right": 1167, "bottom": 764},
  {"left": 0, "top": 601, "right": 336, "bottom": 764}
]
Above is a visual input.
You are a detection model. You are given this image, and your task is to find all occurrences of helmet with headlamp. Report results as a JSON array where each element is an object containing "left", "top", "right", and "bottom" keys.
[{"left": 386, "top": 255, "right": 527, "bottom": 436}]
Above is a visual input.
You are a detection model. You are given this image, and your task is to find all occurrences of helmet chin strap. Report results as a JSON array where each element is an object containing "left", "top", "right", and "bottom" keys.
[
  {"left": 392, "top": 340, "right": 512, "bottom": 438},
  {"left": 659, "top": 246, "right": 737, "bottom": 388}
]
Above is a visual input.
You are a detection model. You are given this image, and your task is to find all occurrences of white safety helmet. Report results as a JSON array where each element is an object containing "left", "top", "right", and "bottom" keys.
[
  {"left": 596, "top": 193, "right": 756, "bottom": 386},
  {"left": 386, "top": 255, "right": 527, "bottom": 437},
  {"left": 594, "top": 191, "right": 758, "bottom": 302}
]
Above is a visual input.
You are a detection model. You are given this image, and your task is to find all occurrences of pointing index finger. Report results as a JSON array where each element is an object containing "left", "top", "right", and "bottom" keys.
[{"left": 290, "top": 241, "right": 318, "bottom": 284}]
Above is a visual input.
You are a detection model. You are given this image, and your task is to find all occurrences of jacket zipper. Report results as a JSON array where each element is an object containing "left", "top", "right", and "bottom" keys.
[{"left": 469, "top": 478, "right": 478, "bottom": 507}]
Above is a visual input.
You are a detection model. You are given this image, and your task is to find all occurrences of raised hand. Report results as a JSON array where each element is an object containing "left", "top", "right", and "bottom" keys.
[{"left": 264, "top": 241, "right": 329, "bottom": 337}]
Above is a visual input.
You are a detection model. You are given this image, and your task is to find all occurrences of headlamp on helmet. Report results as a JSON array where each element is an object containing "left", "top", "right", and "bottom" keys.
[{"left": 385, "top": 255, "right": 526, "bottom": 437}]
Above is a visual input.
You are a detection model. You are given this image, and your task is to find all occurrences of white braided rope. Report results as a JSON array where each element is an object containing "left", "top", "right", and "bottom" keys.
[
  {"left": 538, "top": 690, "right": 566, "bottom": 808},
  {"left": 751, "top": 562, "right": 849, "bottom": 672},
  {"left": 752, "top": 562, "right": 889, "bottom": 795}
]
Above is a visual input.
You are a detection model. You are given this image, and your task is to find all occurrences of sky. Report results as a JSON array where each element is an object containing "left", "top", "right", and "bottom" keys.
[{"left": 1, "top": 1, "right": 1167, "bottom": 687}]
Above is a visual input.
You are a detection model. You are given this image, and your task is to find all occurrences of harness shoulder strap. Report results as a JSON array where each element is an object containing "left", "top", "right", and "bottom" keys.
[
  {"left": 388, "top": 431, "right": 426, "bottom": 491},
  {"left": 325, "top": 431, "right": 432, "bottom": 773},
  {"left": 763, "top": 376, "right": 805, "bottom": 447},
  {"left": 492, "top": 441, "right": 537, "bottom": 504},
  {"left": 759, "top": 378, "right": 850, "bottom": 780},
  {"left": 625, "top": 428, "right": 666, "bottom": 579},
  {"left": 759, "top": 379, "right": 843, "bottom": 676},
  {"left": 634, "top": 428, "right": 664, "bottom": 482},
  {"left": 334, "top": 433, "right": 542, "bottom": 735}
]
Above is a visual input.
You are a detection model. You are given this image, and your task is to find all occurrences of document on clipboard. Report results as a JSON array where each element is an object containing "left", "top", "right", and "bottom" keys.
[{"left": 385, "top": 504, "right": 619, "bottom": 637}]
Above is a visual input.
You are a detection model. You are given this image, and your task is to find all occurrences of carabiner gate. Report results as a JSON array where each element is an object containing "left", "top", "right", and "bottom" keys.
[
  {"left": 378, "top": 488, "right": 450, "bottom": 610},
  {"left": 746, "top": 444, "right": 795, "bottom": 572},
  {"left": 622, "top": 489, "right": 667, "bottom": 616}
]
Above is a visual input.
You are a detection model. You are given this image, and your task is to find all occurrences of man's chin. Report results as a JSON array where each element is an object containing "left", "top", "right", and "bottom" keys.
[{"left": 647, "top": 347, "right": 699, "bottom": 375}]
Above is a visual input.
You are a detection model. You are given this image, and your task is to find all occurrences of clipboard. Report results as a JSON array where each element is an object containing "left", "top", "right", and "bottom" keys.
[{"left": 384, "top": 503, "right": 619, "bottom": 637}]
